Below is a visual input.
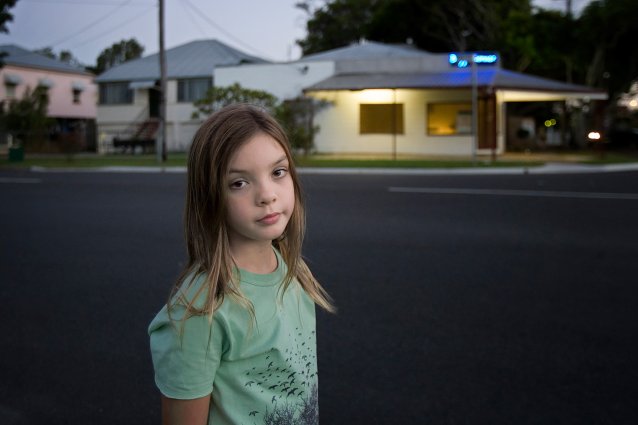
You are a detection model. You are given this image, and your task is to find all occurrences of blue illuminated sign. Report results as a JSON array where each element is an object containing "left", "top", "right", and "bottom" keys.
[
  {"left": 449, "top": 52, "right": 499, "bottom": 68},
  {"left": 474, "top": 53, "right": 498, "bottom": 64}
]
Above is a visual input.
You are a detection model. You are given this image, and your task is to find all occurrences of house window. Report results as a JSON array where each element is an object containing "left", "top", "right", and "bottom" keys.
[
  {"left": 4, "top": 74, "right": 22, "bottom": 97},
  {"left": 99, "top": 82, "right": 133, "bottom": 105},
  {"left": 427, "top": 103, "right": 472, "bottom": 135},
  {"left": 5, "top": 83, "right": 16, "bottom": 99},
  {"left": 72, "top": 89, "right": 82, "bottom": 104},
  {"left": 35, "top": 86, "right": 49, "bottom": 105},
  {"left": 360, "top": 104, "right": 404, "bottom": 134},
  {"left": 177, "top": 78, "right": 212, "bottom": 103}
]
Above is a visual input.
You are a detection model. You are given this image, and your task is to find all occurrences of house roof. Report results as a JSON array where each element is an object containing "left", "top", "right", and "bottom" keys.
[
  {"left": 95, "top": 39, "right": 268, "bottom": 83},
  {"left": 300, "top": 41, "right": 433, "bottom": 62},
  {"left": 0, "top": 44, "right": 92, "bottom": 75},
  {"left": 305, "top": 68, "right": 605, "bottom": 96}
]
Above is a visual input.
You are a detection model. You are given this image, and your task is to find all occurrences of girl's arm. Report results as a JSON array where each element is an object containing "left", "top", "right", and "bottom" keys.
[{"left": 161, "top": 394, "right": 211, "bottom": 425}]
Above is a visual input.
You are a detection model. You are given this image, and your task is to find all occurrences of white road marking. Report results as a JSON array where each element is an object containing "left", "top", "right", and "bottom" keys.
[
  {"left": 0, "top": 177, "right": 41, "bottom": 184},
  {"left": 388, "top": 186, "right": 638, "bottom": 200}
]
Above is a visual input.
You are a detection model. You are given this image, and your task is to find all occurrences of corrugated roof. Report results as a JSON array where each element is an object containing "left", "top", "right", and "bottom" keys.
[
  {"left": 305, "top": 68, "right": 604, "bottom": 94},
  {"left": 301, "top": 41, "right": 433, "bottom": 62},
  {"left": 0, "top": 44, "right": 92, "bottom": 75},
  {"left": 95, "top": 39, "right": 268, "bottom": 82}
]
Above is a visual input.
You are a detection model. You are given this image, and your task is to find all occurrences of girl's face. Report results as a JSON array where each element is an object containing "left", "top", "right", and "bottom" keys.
[{"left": 225, "top": 132, "right": 295, "bottom": 250}]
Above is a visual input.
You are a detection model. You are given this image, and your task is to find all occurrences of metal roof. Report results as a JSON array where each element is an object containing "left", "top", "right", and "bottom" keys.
[
  {"left": 300, "top": 41, "right": 433, "bottom": 62},
  {"left": 305, "top": 68, "right": 604, "bottom": 95},
  {"left": 0, "top": 44, "right": 92, "bottom": 75},
  {"left": 95, "top": 39, "right": 268, "bottom": 83}
]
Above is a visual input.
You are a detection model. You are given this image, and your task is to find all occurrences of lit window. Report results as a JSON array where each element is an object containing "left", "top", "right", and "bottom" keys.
[
  {"left": 177, "top": 78, "right": 212, "bottom": 102},
  {"left": 360, "top": 104, "right": 404, "bottom": 134},
  {"left": 427, "top": 103, "right": 472, "bottom": 136}
]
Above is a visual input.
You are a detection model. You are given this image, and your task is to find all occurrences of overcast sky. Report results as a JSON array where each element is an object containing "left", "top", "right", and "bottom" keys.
[{"left": 0, "top": 0, "right": 593, "bottom": 67}]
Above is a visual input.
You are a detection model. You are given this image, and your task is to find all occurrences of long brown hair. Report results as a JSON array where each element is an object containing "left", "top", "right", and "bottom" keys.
[{"left": 169, "top": 103, "right": 334, "bottom": 324}]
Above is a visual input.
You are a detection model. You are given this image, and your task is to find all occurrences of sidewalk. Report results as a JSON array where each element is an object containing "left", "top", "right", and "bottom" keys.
[
  {"left": 6, "top": 151, "right": 638, "bottom": 175},
  {"left": 25, "top": 161, "right": 638, "bottom": 176}
]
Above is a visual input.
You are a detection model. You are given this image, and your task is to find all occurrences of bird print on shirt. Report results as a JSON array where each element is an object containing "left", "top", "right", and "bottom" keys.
[{"left": 241, "top": 328, "right": 318, "bottom": 425}]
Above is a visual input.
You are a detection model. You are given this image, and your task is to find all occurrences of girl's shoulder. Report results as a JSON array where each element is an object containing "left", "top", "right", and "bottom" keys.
[{"left": 173, "top": 271, "right": 210, "bottom": 310}]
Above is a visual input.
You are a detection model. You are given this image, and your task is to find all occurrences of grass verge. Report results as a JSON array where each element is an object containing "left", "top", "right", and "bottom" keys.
[{"left": 1, "top": 151, "right": 637, "bottom": 170}]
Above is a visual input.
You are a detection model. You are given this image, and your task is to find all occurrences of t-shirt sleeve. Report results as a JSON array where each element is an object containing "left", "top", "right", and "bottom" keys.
[{"left": 148, "top": 305, "right": 226, "bottom": 400}]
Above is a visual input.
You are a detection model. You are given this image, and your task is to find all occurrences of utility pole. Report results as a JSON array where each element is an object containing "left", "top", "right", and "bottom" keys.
[
  {"left": 553, "top": 0, "right": 573, "bottom": 16},
  {"left": 157, "top": 0, "right": 167, "bottom": 163},
  {"left": 471, "top": 55, "right": 478, "bottom": 165}
]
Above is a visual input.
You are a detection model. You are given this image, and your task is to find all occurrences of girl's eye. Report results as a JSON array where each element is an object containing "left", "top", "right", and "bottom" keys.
[
  {"left": 229, "top": 180, "right": 247, "bottom": 190},
  {"left": 273, "top": 168, "right": 288, "bottom": 178}
]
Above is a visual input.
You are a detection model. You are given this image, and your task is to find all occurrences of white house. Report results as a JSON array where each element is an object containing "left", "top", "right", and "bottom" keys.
[
  {"left": 95, "top": 39, "right": 267, "bottom": 152},
  {"left": 216, "top": 41, "right": 607, "bottom": 157}
]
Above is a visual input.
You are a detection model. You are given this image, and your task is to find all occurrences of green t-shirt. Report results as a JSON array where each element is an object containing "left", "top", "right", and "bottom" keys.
[{"left": 148, "top": 251, "right": 319, "bottom": 425}]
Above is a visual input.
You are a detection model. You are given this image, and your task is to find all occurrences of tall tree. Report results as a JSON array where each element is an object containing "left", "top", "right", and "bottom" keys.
[
  {"left": 297, "top": 0, "right": 533, "bottom": 56},
  {"left": 33, "top": 47, "right": 82, "bottom": 68},
  {"left": 33, "top": 46, "right": 55, "bottom": 59},
  {"left": 93, "top": 38, "right": 144, "bottom": 74},
  {"left": 575, "top": 0, "right": 638, "bottom": 98},
  {"left": 0, "top": 0, "right": 18, "bottom": 67},
  {"left": 296, "top": 0, "right": 380, "bottom": 55},
  {"left": 0, "top": 0, "right": 17, "bottom": 33}
]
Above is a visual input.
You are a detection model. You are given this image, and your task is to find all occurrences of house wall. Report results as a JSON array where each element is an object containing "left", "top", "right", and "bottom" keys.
[
  {"left": 215, "top": 61, "right": 335, "bottom": 100},
  {"left": 1, "top": 65, "right": 97, "bottom": 119},
  {"left": 97, "top": 79, "right": 203, "bottom": 152},
  {"left": 309, "top": 88, "right": 505, "bottom": 156},
  {"left": 96, "top": 87, "right": 148, "bottom": 151}
]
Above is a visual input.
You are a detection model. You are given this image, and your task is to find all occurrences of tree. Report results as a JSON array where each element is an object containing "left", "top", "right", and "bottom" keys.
[
  {"left": 274, "top": 97, "right": 328, "bottom": 154},
  {"left": 0, "top": 0, "right": 17, "bottom": 33},
  {"left": 0, "top": 0, "right": 18, "bottom": 68},
  {"left": 192, "top": 83, "right": 325, "bottom": 153},
  {"left": 33, "top": 46, "right": 55, "bottom": 59},
  {"left": 296, "top": 0, "right": 380, "bottom": 55},
  {"left": 93, "top": 38, "right": 144, "bottom": 74},
  {"left": 192, "top": 83, "right": 278, "bottom": 118},
  {"left": 575, "top": 0, "right": 638, "bottom": 98},
  {"left": 297, "top": 0, "right": 533, "bottom": 56},
  {"left": 3, "top": 86, "right": 54, "bottom": 148}
]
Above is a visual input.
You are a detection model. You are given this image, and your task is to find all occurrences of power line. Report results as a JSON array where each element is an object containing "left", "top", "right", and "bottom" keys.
[
  {"left": 182, "top": 0, "right": 271, "bottom": 59},
  {"left": 22, "top": 0, "right": 152, "bottom": 5},
  {"left": 178, "top": 0, "right": 209, "bottom": 39},
  {"left": 45, "top": 0, "right": 134, "bottom": 48},
  {"left": 68, "top": 5, "right": 155, "bottom": 50}
]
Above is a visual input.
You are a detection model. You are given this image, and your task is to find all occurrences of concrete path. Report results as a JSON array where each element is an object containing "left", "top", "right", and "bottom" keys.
[{"left": 27, "top": 161, "right": 638, "bottom": 175}]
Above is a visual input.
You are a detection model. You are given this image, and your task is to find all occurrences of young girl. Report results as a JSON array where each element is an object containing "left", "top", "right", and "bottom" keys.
[{"left": 148, "top": 103, "right": 334, "bottom": 425}]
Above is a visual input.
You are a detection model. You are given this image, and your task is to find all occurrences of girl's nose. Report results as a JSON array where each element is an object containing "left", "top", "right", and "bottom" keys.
[{"left": 257, "top": 184, "right": 277, "bottom": 205}]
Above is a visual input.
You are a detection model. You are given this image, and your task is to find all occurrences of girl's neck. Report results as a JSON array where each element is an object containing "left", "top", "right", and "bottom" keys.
[{"left": 230, "top": 242, "right": 277, "bottom": 274}]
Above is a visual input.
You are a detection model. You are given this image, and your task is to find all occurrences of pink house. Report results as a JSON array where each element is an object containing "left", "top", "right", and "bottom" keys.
[{"left": 0, "top": 44, "right": 97, "bottom": 150}]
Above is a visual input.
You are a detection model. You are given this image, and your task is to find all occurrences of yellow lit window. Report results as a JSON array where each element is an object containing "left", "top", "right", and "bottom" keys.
[
  {"left": 427, "top": 103, "right": 472, "bottom": 136},
  {"left": 360, "top": 104, "right": 404, "bottom": 134}
]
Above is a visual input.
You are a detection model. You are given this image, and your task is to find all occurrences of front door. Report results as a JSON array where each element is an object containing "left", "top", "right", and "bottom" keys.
[
  {"left": 149, "top": 86, "right": 160, "bottom": 118},
  {"left": 478, "top": 93, "right": 497, "bottom": 150}
]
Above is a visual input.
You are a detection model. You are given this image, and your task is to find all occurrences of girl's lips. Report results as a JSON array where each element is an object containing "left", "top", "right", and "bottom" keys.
[{"left": 258, "top": 213, "right": 280, "bottom": 225}]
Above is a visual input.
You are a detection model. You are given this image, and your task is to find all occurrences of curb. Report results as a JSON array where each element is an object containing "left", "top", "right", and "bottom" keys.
[{"left": 23, "top": 162, "right": 638, "bottom": 175}]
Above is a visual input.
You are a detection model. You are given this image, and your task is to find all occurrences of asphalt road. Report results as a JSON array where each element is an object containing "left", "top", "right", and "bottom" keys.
[{"left": 1, "top": 168, "right": 637, "bottom": 424}]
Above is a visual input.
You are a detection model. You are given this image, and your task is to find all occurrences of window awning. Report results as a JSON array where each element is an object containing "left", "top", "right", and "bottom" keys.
[
  {"left": 3, "top": 74, "right": 22, "bottom": 85},
  {"left": 72, "top": 82, "right": 85, "bottom": 91},
  {"left": 129, "top": 80, "right": 156, "bottom": 89},
  {"left": 38, "top": 78, "right": 54, "bottom": 88}
]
